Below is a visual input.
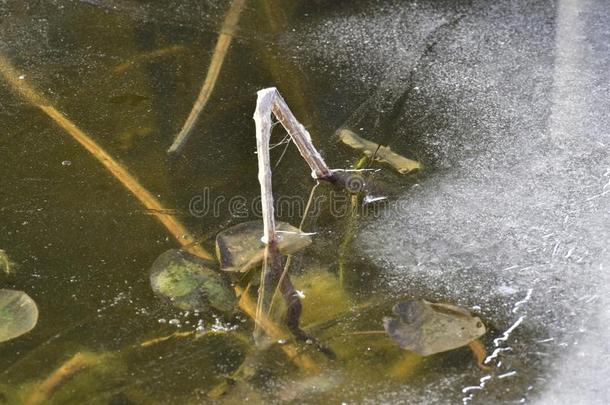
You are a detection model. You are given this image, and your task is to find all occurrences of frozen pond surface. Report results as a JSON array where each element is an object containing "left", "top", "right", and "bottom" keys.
[
  {"left": 0, "top": 0, "right": 607, "bottom": 403},
  {"left": 291, "top": 0, "right": 610, "bottom": 403}
]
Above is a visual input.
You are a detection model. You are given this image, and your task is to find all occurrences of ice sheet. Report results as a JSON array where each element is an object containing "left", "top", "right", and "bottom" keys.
[{"left": 289, "top": 0, "right": 609, "bottom": 402}]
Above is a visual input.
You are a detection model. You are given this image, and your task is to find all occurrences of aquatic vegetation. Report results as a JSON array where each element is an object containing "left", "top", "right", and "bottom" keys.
[
  {"left": 116, "top": 126, "right": 154, "bottom": 151},
  {"left": 113, "top": 44, "right": 187, "bottom": 75},
  {"left": 24, "top": 352, "right": 106, "bottom": 405},
  {"left": 338, "top": 128, "right": 421, "bottom": 174},
  {"left": 0, "top": 289, "right": 39, "bottom": 343},
  {"left": 0, "top": 2, "right": 534, "bottom": 401},
  {"left": 215, "top": 221, "right": 312, "bottom": 273},
  {"left": 108, "top": 92, "right": 149, "bottom": 106},
  {"left": 0, "top": 249, "right": 15, "bottom": 274},
  {"left": 384, "top": 300, "right": 486, "bottom": 356},
  {"left": 150, "top": 249, "right": 236, "bottom": 314},
  {"left": 294, "top": 268, "right": 352, "bottom": 327}
]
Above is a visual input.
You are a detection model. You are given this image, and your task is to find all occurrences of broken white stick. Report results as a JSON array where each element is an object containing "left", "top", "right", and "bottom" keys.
[
  {"left": 253, "top": 87, "right": 333, "bottom": 245},
  {"left": 252, "top": 87, "right": 333, "bottom": 346}
]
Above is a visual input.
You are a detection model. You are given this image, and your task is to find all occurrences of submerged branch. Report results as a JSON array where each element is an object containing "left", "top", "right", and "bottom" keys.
[
  {"left": 167, "top": 0, "right": 247, "bottom": 156},
  {"left": 113, "top": 44, "right": 186, "bottom": 75},
  {"left": 25, "top": 352, "right": 104, "bottom": 405},
  {"left": 337, "top": 128, "right": 421, "bottom": 174}
]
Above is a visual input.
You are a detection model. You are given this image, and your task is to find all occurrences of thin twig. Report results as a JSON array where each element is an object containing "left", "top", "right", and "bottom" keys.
[
  {"left": 256, "top": 88, "right": 333, "bottom": 180},
  {"left": 167, "top": 0, "right": 247, "bottom": 156},
  {"left": 337, "top": 156, "right": 368, "bottom": 285}
]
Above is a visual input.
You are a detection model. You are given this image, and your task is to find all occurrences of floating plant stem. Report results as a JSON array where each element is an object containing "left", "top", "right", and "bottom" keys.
[
  {"left": 167, "top": 0, "right": 247, "bottom": 156},
  {"left": 0, "top": 55, "right": 319, "bottom": 373}
]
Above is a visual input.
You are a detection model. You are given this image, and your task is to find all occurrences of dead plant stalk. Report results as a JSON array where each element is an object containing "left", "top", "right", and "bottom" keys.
[
  {"left": 167, "top": 0, "right": 246, "bottom": 156},
  {"left": 252, "top": 87, "right": 332, "bottom": 343}
]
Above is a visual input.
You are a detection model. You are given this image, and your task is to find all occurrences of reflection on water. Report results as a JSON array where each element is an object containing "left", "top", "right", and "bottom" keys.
[{"left": 0, "top": 0, "right": 590, "bottom": 403}]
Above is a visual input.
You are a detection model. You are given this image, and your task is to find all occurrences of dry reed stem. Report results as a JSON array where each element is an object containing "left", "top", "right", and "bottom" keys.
[
  {"left": 167, "top": 0, "right": 246, "bottom": 156},
  {"left": 252, "top": 87, "right": 332, "bottom": 346},
  {"left": 0, "top": 54, "right": 319, "bottom": 373}
]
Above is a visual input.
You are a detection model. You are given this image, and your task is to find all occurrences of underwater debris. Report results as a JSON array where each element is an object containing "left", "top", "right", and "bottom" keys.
[
  {"left": 149, "top": 249, "right": 236, "bottom": 314},
  {"left": 0, "top": 249, "right": 15, "bottom": 274},
  {"left": 215, "top": 221, "right": 312, "bottom": 273},
  {"left": 108, "top": 92, "right": 149, "bottom": 106},
  {"left": 167, "top": 0, "right": 247, "bottom": 156},
  {"left": 0, "top": 289, "right": 38, "bottom": 343},
  {"left": 0, "top": 50, "right": 215, "bottom": 261},
  {"left": 113, "top": 44, "right": 187, "bottom": 75},
  {"left": 337, "top": 128, "right": 421, "bottom": 174},
  {"left": 116, "top": 126, "right": 154, "bottom": 152},
  {"left": 384, "top": 300, "right": 486, "bottom": 356},
  {"left": 24, "top": 352, "right": 104, "bottom": 405}
]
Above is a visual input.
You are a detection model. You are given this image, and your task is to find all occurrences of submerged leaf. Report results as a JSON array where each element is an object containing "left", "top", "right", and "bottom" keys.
[
  {"left": 0, "top": 289, "right": 38, "bottom": 342},
  {"left": 215, "top": 221, "right": 312, "bottom": 273},
  {"left": 383, "top": 300, "right": 486, "bottom": 356},
  {"left": 150, "top": 249, "right": 236, "bottom": 314},
  {"left": 337, "top": 128, "right": 421, "bottom": 174}
]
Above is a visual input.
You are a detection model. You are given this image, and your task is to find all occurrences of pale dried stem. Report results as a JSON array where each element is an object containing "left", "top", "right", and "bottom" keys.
[
  {"left": 253, "top": 87, "right": 332, "bottom": 246},
  {"left": 252, "top": 87, "right": 332, "bottom": 345}
]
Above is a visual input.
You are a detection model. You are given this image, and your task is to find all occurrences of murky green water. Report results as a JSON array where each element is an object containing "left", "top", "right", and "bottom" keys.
[{"left": 0, "top": 1, "right": 551, "bottom": 403}]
